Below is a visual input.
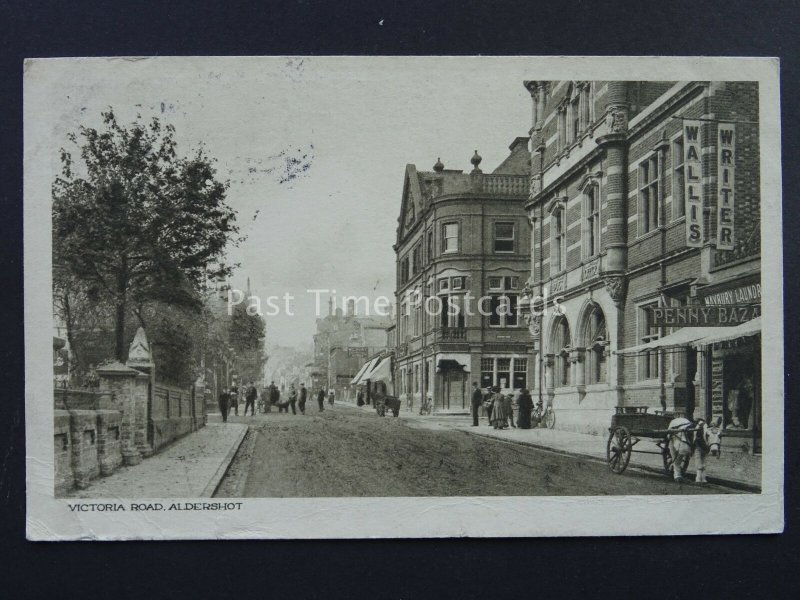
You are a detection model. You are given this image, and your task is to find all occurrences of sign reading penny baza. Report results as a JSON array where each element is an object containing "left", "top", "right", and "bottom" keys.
[{"left": 650, "top": 304, "right": 760, "bottom": 327}]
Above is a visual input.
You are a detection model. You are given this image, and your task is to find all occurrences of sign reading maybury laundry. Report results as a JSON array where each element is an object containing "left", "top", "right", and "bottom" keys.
[
  {"left": 717, "top": 123, "right": 736, "bottom": 251},
  {"left": 684, "top": 119, "right": 704, "bottom": 248}
]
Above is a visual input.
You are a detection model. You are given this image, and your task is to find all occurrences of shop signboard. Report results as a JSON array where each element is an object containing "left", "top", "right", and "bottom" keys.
[
  {"left": 684, "top": 119, "right": 704, "bottom": 248},
  {"left": 649, "top": 304, "right": 760, "bottom": 327},
  {"left": 717, "top": 123, "right": 736, "bottom": 250}
]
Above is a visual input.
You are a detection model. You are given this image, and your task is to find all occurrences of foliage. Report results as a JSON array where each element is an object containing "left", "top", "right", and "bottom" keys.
[{"left": 52, "top": 109, "right": 240, "bottom": 360}]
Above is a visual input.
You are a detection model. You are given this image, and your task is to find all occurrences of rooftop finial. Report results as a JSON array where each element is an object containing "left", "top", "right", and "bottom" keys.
[
  {"left": 470, "top": 149, "right": 482, "bottom": 173},
  {"left": 433, "top": 157, "right": 444, "bottom": 172}
]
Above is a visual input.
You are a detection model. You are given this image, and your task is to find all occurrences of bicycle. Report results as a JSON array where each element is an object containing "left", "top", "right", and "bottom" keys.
[
  {"left": 532, "top": 400, "right": 556, "bottom": 429},
  {"left": 419, "top": 395, "right": 432, "bottom": 415}
]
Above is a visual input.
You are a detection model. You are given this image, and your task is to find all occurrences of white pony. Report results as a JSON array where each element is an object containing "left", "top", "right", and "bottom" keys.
[{"left": 667, "top": 417, "right": 722, "bottom": 483}]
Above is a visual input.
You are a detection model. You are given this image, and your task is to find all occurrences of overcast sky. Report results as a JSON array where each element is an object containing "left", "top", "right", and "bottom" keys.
[{"left": 35, "top": 56, "right": 536, "bottom": 346}]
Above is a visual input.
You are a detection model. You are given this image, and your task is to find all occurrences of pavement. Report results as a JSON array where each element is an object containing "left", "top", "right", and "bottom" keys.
[
  {"left": 340, "top": 401, "right": 762, "bottom": 491},
  {"left": 68, "top": 422, "right": 248, "bottom": 498}
]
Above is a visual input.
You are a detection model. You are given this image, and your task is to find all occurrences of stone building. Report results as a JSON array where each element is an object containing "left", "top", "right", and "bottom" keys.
[
  {"left": 393, "top": 140, "right": 532, "bottom": 413},
  {"left": 522, "top": 80, "right": 761, "bottom": 441}
]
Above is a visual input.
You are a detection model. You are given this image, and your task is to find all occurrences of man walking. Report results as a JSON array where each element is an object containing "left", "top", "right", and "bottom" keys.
[
  {"left": 317, "top": 387, "right": 325, "bottom": 412},
  {"left": 269, "top": 381, "right": 279, "bottom": 410},
  {"left": 244, "top": 381, "right": 257, "bottom": 416},
  {"left": 298, "top": 383, "right": 308, "bottom": 415},
  {"left": 218, "top": 388, "right": 230, "bottom": 423},
  {"left": 328, "top": 388, "right": 335, "bottom": 406},
  {"left": 288, "top": 384, "right": 298, "bottom": 415},
  {"left": 470, "top": 382, "right": 483, "bottom": 427},
  {"left": 230, "top": 384, "right": 239, "bottom": 416}
]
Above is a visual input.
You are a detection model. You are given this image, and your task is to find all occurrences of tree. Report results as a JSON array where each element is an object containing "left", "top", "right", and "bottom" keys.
[
  {"left": 53, "top": 109, "right": 239, "bottom": 361},
  {"left": 228, "top": 302, "right": 266, "bottom": 383}
]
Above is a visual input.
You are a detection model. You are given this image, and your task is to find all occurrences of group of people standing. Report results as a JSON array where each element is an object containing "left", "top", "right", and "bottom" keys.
[
  {"left": 470, "top": 382, "right": 536, "bottom": 430},
  {"left": 217, "top": 381, "right": 335, "bottom": 422}
]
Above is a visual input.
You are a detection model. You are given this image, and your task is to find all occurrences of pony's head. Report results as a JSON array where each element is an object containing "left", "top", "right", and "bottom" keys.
[{"left": 699, "top": 418, "right": 723, "bottom": 458}]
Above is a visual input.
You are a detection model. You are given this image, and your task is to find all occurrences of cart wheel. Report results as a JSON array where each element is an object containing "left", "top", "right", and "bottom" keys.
[
  {"left": 544, "top": 407, "right": 556, "bottom": 429},
  {"left": 607, "top": 426, "right": 632, "bottom": 474}
]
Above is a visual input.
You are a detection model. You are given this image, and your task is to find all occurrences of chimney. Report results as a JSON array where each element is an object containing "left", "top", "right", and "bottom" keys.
[
  {"left": 328, "top": 296, "right": 333, "bottom": 316},
  {"left": 508, "top": 136, "right": 529, "bottom": 155}
]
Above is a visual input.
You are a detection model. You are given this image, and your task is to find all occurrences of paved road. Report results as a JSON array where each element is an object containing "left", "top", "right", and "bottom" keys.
[{"left": 216, "top": 405, "right": 734, "bottom": 497}]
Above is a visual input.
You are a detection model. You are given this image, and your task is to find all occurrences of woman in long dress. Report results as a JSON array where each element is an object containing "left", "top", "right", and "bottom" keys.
[
  {"left": 517, "top": 388, "right": 533, "bottom": 429},
  {"left": 490, "top": 387, "right": 507, "bottom": 429}
]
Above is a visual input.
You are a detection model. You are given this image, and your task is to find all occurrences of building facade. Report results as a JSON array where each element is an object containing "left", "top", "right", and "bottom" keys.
[
  {"left": 523, "top": 80, "right": 761, "bottom": 441},
  {"left": 393, "top": 140, "right": 533, "bottom": 413}
]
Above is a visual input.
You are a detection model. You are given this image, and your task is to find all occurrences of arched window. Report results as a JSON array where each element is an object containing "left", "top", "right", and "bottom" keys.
[
  {"left": 583, "top": 184, "right": 600, "bottom": 258},
  {"left": 584, "top": 306, "right": 608, "bottom": 384},
  {"left": 553, "top": 316, "right": 572, "bottom": 387}
]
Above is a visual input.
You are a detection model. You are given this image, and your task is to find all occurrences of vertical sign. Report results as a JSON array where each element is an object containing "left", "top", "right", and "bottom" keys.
[
  {"left": 717, "top": 123, "right": 736, "bottom": 250},
  {"left": 683, "top": 119, "right": 704, "bottom": 248}
]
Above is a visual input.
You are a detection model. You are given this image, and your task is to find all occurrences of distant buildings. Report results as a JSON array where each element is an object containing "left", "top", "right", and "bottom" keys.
[
  {"left": 312, "top": 298, "right": 392, "bottom": 398},
  {"left": 392, "top": 141, "right": 532, "bottom": 412}
]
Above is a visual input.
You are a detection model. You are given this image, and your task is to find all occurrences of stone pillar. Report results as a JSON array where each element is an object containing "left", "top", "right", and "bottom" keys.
[
  {"left": 573, "top": 348, "right": 586, "bottom": 387},
  {"left": 544, "top": 354, "right": 555, "bottom": 402},
  {"left": 97, "top": 362, "right": 142, "bottom": 466},
  {"left": 126, "top": 327, "right": 155, "bottom": 457}
]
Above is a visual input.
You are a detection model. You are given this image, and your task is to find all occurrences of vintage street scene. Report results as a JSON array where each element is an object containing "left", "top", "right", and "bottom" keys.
[{"left": 25, "top": 57, "right": 782, "bottom": 538}]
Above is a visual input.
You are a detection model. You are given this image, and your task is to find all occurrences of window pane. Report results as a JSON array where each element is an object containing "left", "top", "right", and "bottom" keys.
[
  {"left": 495, "top": 222, "right": 514, "bottom": 238},
  {"left": 506, "top": 295, "right": 518, "bottom": 326},
  {"left": 488, "top": 277, "right": 502, "bottom": 290},
  {"left": 489, "top": 296, "right": 501, "bottom": 326}
]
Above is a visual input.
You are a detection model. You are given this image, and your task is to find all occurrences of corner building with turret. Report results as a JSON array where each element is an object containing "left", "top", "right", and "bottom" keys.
[{"left": 523, "top": 81, "right": 761, "bottom": 440}]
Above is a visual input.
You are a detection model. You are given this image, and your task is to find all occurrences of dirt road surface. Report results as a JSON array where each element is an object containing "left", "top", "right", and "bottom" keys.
[{"left": 215, "top": 406, "right": 734, "bottom": 497}]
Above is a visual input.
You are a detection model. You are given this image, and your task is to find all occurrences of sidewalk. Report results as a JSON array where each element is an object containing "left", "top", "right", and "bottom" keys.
[
  {"left": 343, "top": 403, "right": 762, "bottom": 491},
  {"left": 68, "top": 423, "right": 248, "bottom": 498}
]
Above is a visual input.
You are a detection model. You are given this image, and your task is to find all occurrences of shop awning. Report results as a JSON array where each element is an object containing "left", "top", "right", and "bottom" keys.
[
  {"left": 616, "top": 317, "right": 762, "bottom": 355},
  {"left": 694, "top": 316, "right": 761, "bottom": 346},
  {"left": 436, "top": 353, "right": 471, "bottom": 372},
  {"left": 615, "top": 326, "right": 722, "bottom": 355},
  {"left": 350, "top": 358, "right": 378, "bottom": 385},
  {"left": 366, "top": 356, "right": 392, "bottom": 384}
]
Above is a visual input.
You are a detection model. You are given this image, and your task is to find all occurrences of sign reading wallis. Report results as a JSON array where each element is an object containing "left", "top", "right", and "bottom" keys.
[
  {"left": 717, "top": 123, "right": 736, "bottom": 251},
  {"left": 683, "top": 119, "right": 704, "bottom": 248}
]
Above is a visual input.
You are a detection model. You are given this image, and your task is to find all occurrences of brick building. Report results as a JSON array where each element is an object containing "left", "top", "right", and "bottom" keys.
[
  {"left": 522, "top": 80, "right": 761, "bottom": 441},
  {"left": 393, "top": 140, "right": 533, "bottom": 413}
]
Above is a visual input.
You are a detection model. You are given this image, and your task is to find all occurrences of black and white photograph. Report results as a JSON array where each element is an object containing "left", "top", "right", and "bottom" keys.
[{"left": 23, "top": 56, "right": 783, "bottom": 539}]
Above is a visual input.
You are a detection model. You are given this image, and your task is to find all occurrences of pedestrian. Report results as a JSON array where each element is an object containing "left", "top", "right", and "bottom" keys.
[
  {"left": 517, "top": 388, "right": 533, "bottom": 429},
  {"left": 276, "top": 388, "right": 288, "bottom": 413},
  {"left": 357, "top": 389, "right": 365, "bottom": 407},
  {"left": 317, "top": 387, "right": 325, "bottom": 412},
  {"left": 328, "top": 388, "right": 335, "bottom": 406},
  {"left": 288, "top": 384, "right": 298, "bottom": 415},
  {"left": 299, "top": 383, "right": 308, "bottom": 414},
  {"left": 269, "top": 382, "right": 279, "bottom": 409},
  {"left": 230, "top": 384, "right": 240, "bottom": 416},
  {"left": 483, "top": 386, "right": 494, "bottom": 425},
  {"left": 490, "top": 387, "right": 507, "bottom": 430},
  {"left": 244, "top": 381, "right": 257, "bottom": 416},
  {"left": 218, "top": 388, "right": 230, "bottom": 423},
  {"left": 503, "top": 393, "right": 516, "bottom": 429},
  {"left": 470, "top": 382, "right": 482, "bottom": 427}
]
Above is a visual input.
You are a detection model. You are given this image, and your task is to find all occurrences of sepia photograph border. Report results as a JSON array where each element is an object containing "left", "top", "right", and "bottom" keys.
[{"left": 24, "top": 55, "right": 784, "bottom": 540}]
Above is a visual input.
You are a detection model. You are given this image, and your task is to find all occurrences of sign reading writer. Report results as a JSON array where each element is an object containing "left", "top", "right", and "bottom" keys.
[
  {"left": 716, "top": 123, "right": 735, "bottom": 251},
  {"left": 684, "top": 119, "right": 704, "bottom": 248},
  {"left": 650, "top": 304, "right": 760, "bottom": 327}
]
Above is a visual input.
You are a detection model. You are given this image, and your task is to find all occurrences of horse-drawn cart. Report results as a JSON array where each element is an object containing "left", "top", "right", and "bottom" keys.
[
  {"left": 606, "top": 407, "right": 694, "bottom": 475},
  {"left": 375, "top": 394, "right": 401, "bottom": 417}
]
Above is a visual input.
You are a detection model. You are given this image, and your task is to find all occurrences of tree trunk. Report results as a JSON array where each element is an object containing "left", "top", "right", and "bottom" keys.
[{"left": 115, "top": 262, "right": 128, "bottom": 361}]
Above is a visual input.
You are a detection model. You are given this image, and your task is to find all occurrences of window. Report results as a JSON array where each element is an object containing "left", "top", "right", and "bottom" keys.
[
  {"left": 639, "top": 302, "right": 660, "bottom": 380},
  {"left": 639, "top": 155, "right": 660, "bottom": 234},
  {"left": 413, "top": 297, "right": 422, "bottom": 337},
  {"left": 496, "top": 358, "right": 511, "bottom": 389},
  {"left": 441, "top": 294, "right": 465, "bottom": 329},
  {"left": 412, "top": 243, "right": 422, "bottom": 275},
  {"left": 487, "top": 276, "right": 519, "bottom": 327},
  {"left": 581, "top": 83, "right": 591, "bottom": 128},
  {"left": 427, "top": 229, "right": 434, "bottom": 261},
  {"left": 584, "top": 186, "right": 600, "bottom": 257},
  {"left": 438, "top": 278, "right": 450, "bottom": 292},
  {"left": 406, "top": 202, "right": 415, "bottom": 227},
  {"left": 442, "top": 222, "right": 459, "bottom": 253},
  {"left": 513, "top": 358, "right": 528, "bottom": 389},
  {"left": 481, "top": 358, "right": 494, "bottom": 389},
  {"left": 553, "top": 317, "right": 571, "bottom": 387},
  {"left": 400, "top": 257, "right": 410, "bottom": 284},
  {"left": 672, "top": 137, "right": 685, "bottom": 219},
  {"left": 551, "top": 207, "right": 567, "bottom": 273},
  {"left": 571, "top": 96, "right": 580, "bottom": 142},
  {"left": 494, "top": 222, "right": 515, "bottom": 253},
  {"left": 400, "top": 301, "right": 409, "bottom": 340},
  {"left": 585, "top": 307, "right": 607, "bottom": 384},
  {"left": 451, "top": 276, "right": 465, "bottom": 291}
]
